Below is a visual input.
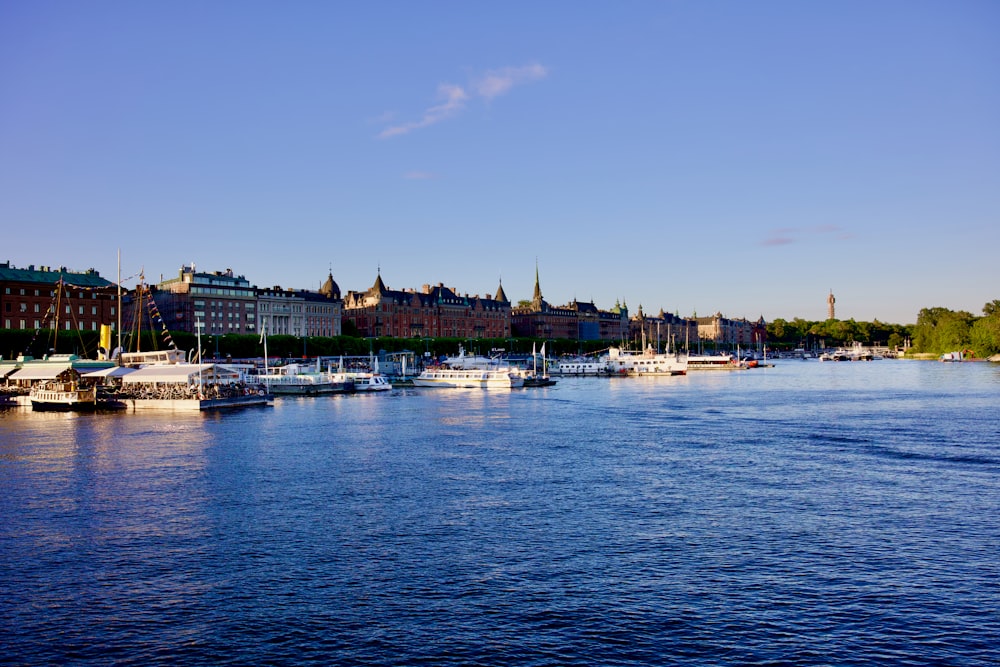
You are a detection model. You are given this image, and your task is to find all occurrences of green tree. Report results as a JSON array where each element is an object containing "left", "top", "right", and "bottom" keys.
[{"left": 912, "top": 307, "right": 974, "bottom": 353}]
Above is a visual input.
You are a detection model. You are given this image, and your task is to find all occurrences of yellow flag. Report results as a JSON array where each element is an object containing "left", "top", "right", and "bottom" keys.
[{"left": 100, "top": 324, "right": 112, "bottom": 352}]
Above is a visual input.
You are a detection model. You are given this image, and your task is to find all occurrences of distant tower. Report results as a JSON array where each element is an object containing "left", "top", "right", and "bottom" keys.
[
  {"left": 827, "top": 290, "right": 836, "bottom": 320},
  {"left": 531, "top": 260, "right": 543, "bottom": 308}
]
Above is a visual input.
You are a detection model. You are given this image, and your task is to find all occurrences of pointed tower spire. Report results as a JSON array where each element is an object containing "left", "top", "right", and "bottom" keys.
[
  {"left": 532, "top": 259, "right": 543, "bottom": 306},
  {"left": 373, "top": 268, "right": 387, "bottom": 295},
  {"left": 494, "top": 277, "right": 509, "bottom": 303}
]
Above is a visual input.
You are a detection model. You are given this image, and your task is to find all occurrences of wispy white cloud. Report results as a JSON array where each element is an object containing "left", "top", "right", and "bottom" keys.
[
  {"left": 378, "top": 63, "right": 548, "bottom": 139},
  {"left": 473, "top": 63, "right": 549, "bottom": 101},
  {"left": 379, "top": 84, "right": 469, "bottom": 139}
]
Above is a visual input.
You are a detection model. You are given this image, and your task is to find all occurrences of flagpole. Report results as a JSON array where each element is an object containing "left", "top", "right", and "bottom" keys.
[{"left": 260, "top": 318, "right": 269, "bottom": 378}]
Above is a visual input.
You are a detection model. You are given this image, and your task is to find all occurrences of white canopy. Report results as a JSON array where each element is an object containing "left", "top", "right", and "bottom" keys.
[
  {"left": 82, "top": 366, "right": 136, "bottom": 379},
  {"left": 121, "top": 364, "right": 241, "bottom": 385},
  {"left": 8, "top": 364, "right": 72, "bottom": 381}
]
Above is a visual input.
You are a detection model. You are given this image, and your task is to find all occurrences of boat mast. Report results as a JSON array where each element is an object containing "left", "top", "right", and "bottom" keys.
[
  {"left": 116, "top": 249, "right": 122, "bottom": 359},
  {"left": 260, "top": 318, "right": 269, "bottom": 378}
]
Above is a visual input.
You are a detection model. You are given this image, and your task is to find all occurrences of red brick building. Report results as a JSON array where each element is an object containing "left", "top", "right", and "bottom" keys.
[
  {"left": 511, "top": 267, "right": 629, "bottom": 341},
  {"left": 0, "top": 262, "right": 118, "bottom": 333},
  {"left": 343, "top": 272, "right": 511, "bottom": 339}
]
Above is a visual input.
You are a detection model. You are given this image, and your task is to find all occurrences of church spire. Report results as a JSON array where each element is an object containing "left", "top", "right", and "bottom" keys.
[{"left": 532, "top": 260, "right": 543, "bottom": 306}]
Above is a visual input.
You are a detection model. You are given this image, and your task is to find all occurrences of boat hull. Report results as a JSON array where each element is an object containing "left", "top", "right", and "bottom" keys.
[
  {"left": 31, "top": 397, "right": 97, "bottom": 412},
  {"left": 414, "top": 369, "right": 524, "bottom": 389},
  {"left": 265, "top": 381, "right": 354, "bottom": 395}
]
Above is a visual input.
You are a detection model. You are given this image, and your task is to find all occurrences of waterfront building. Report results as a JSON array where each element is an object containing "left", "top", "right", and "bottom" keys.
[
  {"left": 300, "top": 272, "right": 343, "bottom": 337},
  {"left": 343, "top": 271, "right": 511, "bottom": 339},
  {"left": 695, "top": 312, "right": 768, "bottom": 350},
  {"left": 0, "top": 261, "right": 117, "bottom": 333},
  {"left": 152, "top": 265, "right": 257, "bottom": 335},
  {"left": 511, "top": 267, "right": 628, "bottom": 341},
  {"left": 256, "top": 272, "right": 343, "bottom": 338},
  {"left": 627, "top": 305, "right": 699, "bottom": 351}
]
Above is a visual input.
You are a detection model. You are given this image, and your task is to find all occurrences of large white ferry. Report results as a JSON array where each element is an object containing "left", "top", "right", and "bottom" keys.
[
  {"left": 413, "top": 368, "right": 525, "bottom": 389},
  {"left": 606, "top": 346, "right": 688, "bottom": 376}
]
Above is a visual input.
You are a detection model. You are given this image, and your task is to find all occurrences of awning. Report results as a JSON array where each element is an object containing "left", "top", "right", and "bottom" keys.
[
  {"left": 82, "top": 366, "right": 136, "bottom": 379},
  {"left": 121, "top": 364, "right": 241, "bottom": 384},
  {"left": 8, "top": 364, "right": 72, "bottom": 381}
]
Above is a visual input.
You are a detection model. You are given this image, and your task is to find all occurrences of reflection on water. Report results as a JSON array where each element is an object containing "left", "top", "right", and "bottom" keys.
[{"left": 1, "top": 362, "right": 998, "bottom": 665}]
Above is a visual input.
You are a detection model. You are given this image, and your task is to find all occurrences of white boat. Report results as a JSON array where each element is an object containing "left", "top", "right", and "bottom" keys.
[
  {"left": 252, "top": 361, "right": 354, "bottom": 395},
  {"left": 413, "top": 367, "right": 525, "bottom": 389},
  {"left": 344, "top": 372, "right": 392, "bottom": 392},
  {"left": 550, "top": 358, "right": 608, "bottom": 376},
  {"left": 30, "top": 370, "right": 97, "bottom": 411},
  {"left": 606, "top": 346, "right": 688, "bottom": 376},
  {"left": 940, "top": 351, "right": 964, "bottom": 362},
  {"left": 687, "top": 353, "right": 742, "bottom": 371}
]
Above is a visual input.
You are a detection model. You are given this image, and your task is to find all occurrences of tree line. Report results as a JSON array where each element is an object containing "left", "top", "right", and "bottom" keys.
[{"left": 767, "top": 299, "right": 1000, "bottom": 358}]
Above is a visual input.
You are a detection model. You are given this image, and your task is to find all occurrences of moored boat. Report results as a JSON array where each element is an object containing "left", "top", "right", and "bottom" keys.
[
  {"left": 344, "top": 372, "right": 392, "bottom": 392},
  {"left": 413, "top": 367, "right": 525, "bottom": 389},
  {"left": 252, "top": 361, "right": 354, "bottom": 395},
  {"left": 30, "top": 369, "right": 97, "bottom": 411},
  {"left": 687, "top": 353, "right": 744, "bottom": 371},
  {"left": 606, "top": 346, "right": 688, "bottom": 376},
  {"left": 550, "top": 359, "right": 608, "bottom": 376}
]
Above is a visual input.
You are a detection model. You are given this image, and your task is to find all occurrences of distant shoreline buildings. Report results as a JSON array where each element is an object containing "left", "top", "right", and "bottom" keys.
[{"left": 0, "top": 260, "right": 766, "bottom": 349}]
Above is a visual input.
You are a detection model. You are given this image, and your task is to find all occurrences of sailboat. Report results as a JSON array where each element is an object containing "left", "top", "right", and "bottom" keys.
[{"left": 522, "top": 342, "right": 557, "bottom": 387}]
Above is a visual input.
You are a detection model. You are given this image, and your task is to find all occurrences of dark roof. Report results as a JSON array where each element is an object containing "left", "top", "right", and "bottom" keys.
[
  {"left": 0, "top": 263, "right": 114, "bottom": 288},
  {"left": 320, "top": 272, "right": 341, "bottom": 298}
]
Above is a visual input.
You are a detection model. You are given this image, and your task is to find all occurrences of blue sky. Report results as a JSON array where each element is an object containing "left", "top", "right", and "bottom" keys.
[{"left": 2, "top": 2, "right": 997, "bottom": 325}]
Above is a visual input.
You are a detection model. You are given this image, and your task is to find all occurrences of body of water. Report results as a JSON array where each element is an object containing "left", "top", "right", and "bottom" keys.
[{"left": 1, "top": 361, "right": 998, "bottom": 665}]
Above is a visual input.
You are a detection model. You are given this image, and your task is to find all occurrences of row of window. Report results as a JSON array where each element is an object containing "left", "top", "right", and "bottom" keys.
[
  {"left": 5, "top": 303, "right": 113, "bottom": 315},
  {"left": 4, "top": 287, "right": 106, "bottom": 298},
  {"left": 189, "top": 287, "right": 255, "bottom": 298},
  {"left": 4, "top": 319, "right": 103, "bottom": 331}
]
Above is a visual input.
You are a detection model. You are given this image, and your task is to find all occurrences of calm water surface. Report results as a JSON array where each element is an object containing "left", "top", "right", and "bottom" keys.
[{"left": 1, "top": 361, "right": 998, "bottom": 665}]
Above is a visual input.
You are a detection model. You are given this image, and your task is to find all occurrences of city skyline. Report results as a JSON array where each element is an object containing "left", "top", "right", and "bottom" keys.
[{"left": 2, "top": 3, "right": 997, "bottom": 325}]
